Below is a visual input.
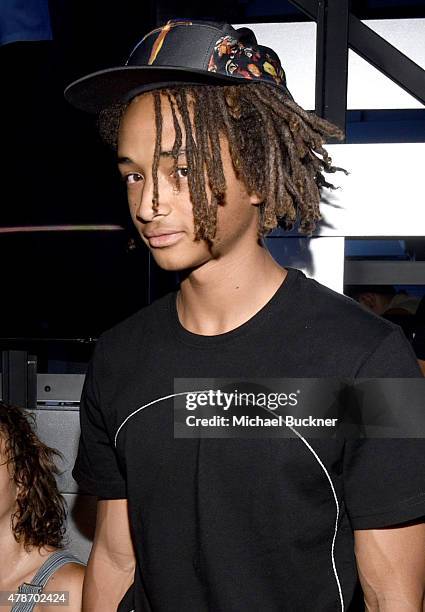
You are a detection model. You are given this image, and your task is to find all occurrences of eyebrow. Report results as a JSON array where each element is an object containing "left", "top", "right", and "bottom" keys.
[
  {"left": 117, "top": 149, "right": 187, "bottom": 165},
  {"left": 160, "top": 148, "right": 187, "bottom": 158},
  {"left": 117, "top": 156, "right": 133, "bottom": 165}
]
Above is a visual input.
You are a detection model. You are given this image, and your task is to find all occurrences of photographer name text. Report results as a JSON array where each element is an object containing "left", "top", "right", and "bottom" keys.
[{"left": 186, "top": 415, "right": 338, "bottom": 427}]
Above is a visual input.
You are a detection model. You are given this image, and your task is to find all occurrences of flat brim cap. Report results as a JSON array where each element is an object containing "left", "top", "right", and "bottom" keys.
[{"left": 64, "top": 20, "right": 293, "bottom": 113}]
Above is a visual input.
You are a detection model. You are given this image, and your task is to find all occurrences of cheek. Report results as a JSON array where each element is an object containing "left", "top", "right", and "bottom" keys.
[
  {"left": 178, "top": 193, "right": 196, "bottom": 226},
  {"left": 127, "top": 186, "right": 142, "bottom": 213},
  {"left": 215, "top": 188, "right": 257, "bottom": 237}
]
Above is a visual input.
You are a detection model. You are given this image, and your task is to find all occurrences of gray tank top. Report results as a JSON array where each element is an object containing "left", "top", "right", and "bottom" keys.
[{"left": 10, "top": 550, "right": 85, "bottom": 612}]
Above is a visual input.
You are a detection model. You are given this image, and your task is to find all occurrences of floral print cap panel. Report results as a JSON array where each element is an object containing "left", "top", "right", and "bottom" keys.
[{"left": 208, "top": 35, "right": 288, "bottom": 88}]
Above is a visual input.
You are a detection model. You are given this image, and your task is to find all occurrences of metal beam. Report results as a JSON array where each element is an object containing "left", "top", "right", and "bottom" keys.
[
  {"left": 288, "top": 0, "right": 318, "bottom": 20},
  {"left": 315, "top": 0, "right": 349, "bottom": 136},
  {"left": 344, "top": 261, "right": 425, "bottom": 285},
  {"left": 290, "top": 0, "right": 425, "bottom": 106},
  {"left": 1, "top": 350, "right": 37, "bottom": 409},
  {"left": 349, "top": 15, "right": 425, "bottom": 106}
]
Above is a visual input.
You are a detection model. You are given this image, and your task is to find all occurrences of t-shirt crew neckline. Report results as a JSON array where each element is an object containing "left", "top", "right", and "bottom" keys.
[{"left": 168, "top": 266, "right": 300, "bottom": 347}]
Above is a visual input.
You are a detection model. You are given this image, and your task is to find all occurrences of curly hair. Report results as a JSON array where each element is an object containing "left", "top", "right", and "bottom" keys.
[
  {"left": 0, "top": 402, "right": 67, "bottom": 551},
  {"left": 98, "top": 82, "right": 348, "bottom": 241}
]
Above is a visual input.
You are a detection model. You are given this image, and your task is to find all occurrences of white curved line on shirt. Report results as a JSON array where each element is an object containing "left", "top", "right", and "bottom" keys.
[
  {"left": 114, "top": 389, "right": 211, "bottom": 447},
  {"left": 113, "top": 391, "right": 344, "bottom": 611},
  {"left": 286, "top": 424, "right": 344, "bottom": 612}
]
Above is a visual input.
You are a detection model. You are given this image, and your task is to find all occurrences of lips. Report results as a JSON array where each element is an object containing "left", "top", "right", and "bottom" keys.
[
  {"left": 144, "top": 228, "right": 183, "bottom": 238},
  {"left": 144, "top": 229, "right": 185, "bottom": 247}
]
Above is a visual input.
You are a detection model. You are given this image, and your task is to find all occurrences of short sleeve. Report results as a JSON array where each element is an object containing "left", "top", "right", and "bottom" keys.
[
  {"left": 343, "top": 326, "right": 425, "bottom": 530},
  {"left": 355, "top": 325, "right": 422, "bottom": 378},
  {"left": 72, "top": 337, "right": 127, "bottom": 499}
]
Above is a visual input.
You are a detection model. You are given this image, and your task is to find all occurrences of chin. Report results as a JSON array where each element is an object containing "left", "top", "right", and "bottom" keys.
[
  {"left": 154, "top": 260, "right": 186, "bottom": 272},
  {"left": 151, "top": 250, "right": 211, "bottom": 273}
]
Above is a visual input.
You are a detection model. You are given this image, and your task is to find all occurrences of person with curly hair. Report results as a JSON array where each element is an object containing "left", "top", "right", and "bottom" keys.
[
  {"left": 64, "top": 19, "right": 425, "bottom": 612},
  {"left": 0, "top": 402, "right": 85, "bottom": 611}
]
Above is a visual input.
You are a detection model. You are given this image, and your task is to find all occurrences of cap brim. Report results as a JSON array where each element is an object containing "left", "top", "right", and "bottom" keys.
[{"left": 64, "top": 65, "right": 291, "bottom": 113}]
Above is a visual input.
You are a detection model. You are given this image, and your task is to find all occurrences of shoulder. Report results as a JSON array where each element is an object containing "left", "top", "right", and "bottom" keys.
[
  {"left": 48, "top": 559, "right": 85, "bottom": 582},
  {"left": 82, "top": 292, "right": 174, "bottom": 395},
  {"left": 40, "top": 562, "right": 85, "bottom": 611},
  {"left": 293, "top": 269, "right": 398, "bottom": 338},
  {"left": 98, "top": 291, "right": 173, "bottom": 353},
  {"left": 32, "top": 560, "right": 85, "bottom": 612},
  {"left": 287, "top": 269, "right": 421, "bottom": 376}
]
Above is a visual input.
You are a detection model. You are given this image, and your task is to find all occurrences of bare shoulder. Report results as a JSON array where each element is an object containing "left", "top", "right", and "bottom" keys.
[
  {"left": 37, "top": 562, "right": 85, "bottom": 612},
  {"left": 46, "top": 561, "right": 85, "bottom": 586}
]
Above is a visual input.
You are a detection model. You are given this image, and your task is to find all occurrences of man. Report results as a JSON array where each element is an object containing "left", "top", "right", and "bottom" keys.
[
  {"left": 348, "top": 285, "right": 419, "bottom": 319},
  {"left": 65, "top": 20, "right": 425, "bottom": 612}
]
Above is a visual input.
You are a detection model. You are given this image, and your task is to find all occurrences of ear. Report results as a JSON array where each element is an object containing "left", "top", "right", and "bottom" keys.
[{"left": 249, "top": 191, "right": 264, "bottom": 206}]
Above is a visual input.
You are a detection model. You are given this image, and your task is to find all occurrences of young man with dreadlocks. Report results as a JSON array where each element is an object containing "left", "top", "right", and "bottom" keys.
[{"left": 65, "top": 20, "right": 425, "bottom": 612}]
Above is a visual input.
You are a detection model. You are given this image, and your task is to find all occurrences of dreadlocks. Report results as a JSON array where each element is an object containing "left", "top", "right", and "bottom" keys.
[{"left": 98, "top": 82, "right": 347, "bottom": 240}]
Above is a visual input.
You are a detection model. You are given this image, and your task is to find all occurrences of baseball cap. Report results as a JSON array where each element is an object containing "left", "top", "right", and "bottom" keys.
[{"left": 64, "top": 18, "right": 293, "bottom": 113}]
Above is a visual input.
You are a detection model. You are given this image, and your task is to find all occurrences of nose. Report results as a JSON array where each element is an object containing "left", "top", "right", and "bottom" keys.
[{"left": 134, "top": 175, "right": 172, "bottom": 223}]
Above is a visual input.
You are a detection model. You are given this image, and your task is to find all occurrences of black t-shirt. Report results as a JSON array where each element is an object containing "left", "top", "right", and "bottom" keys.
[{"left": 73, "top": 267, "right": 425, "bottom": 612}]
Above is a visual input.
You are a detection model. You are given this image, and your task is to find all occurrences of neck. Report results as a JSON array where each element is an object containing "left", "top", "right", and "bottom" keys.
[
  {"left": 177, "top": 239, "right": 287, "bottom": 335},
  {"left": 0, "top": 515, "right": 51, "bottom": 589},
  {"left": 0, "top": 516, "right": 27, "bottom": 587}
]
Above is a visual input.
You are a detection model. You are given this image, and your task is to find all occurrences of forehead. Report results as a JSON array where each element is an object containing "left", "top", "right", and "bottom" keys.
[{"left": 118, "top": 91, "right": 190, "bottom": 152}]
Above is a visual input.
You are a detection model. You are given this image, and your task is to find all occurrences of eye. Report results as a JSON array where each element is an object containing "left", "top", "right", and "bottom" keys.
[
  {"left": 174, "top": 166, "right": 189, "bottom": 179},
  {"left": 122, "top": 173, "right": 144, "bottom": 185}
]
